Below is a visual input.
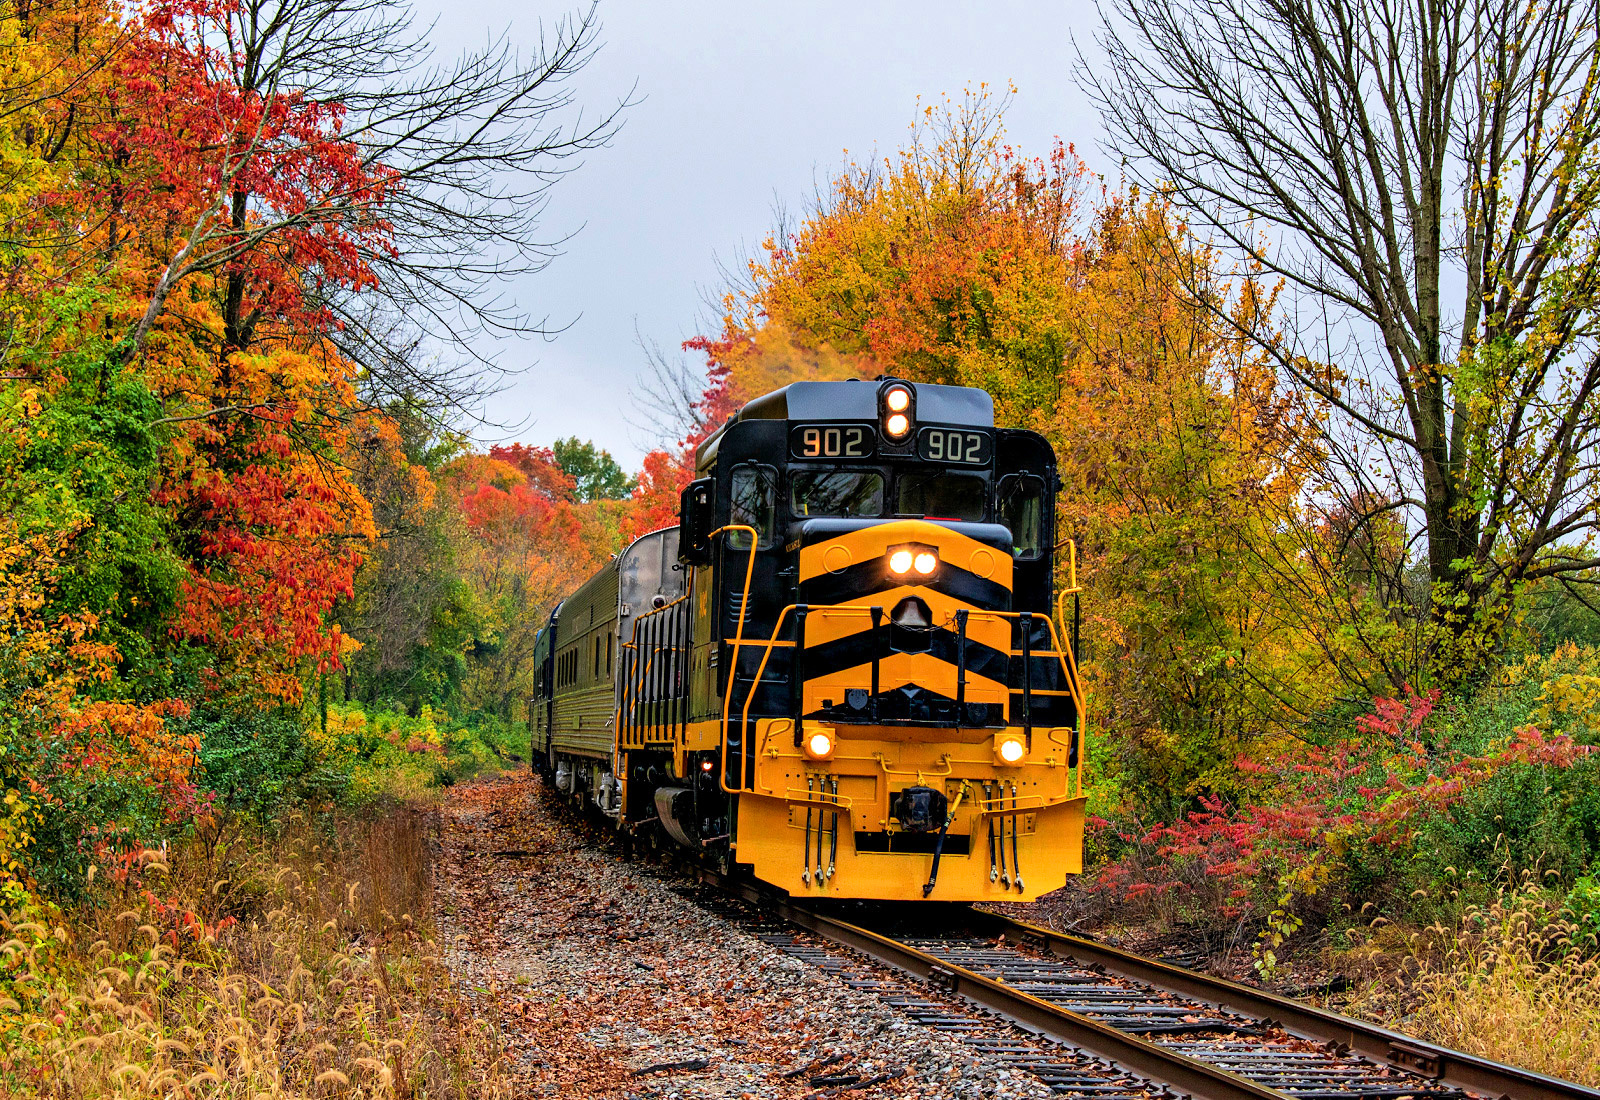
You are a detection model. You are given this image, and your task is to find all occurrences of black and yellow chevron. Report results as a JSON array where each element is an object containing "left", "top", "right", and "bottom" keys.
[{"left": 794, "top": 519, "right": 1013, "bottom": 725}]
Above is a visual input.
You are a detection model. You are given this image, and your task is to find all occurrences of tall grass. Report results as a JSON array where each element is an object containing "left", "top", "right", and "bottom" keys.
[
  {"left": 1406, "top": 882, "right": 1600, "bottom": 1087},
  {"left": 0, "top": 802, "right": 506, "bottom": 1098}
]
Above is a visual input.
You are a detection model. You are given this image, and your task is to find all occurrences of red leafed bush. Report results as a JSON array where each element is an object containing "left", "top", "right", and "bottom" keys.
[{"left": 1087, "top": 690, "right": 1595, "bottom": 929}]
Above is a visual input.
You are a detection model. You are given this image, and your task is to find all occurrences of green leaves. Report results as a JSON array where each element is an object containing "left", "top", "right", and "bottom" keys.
[{"left": 552, "top": 437, "right": 636, "bottom": 502}]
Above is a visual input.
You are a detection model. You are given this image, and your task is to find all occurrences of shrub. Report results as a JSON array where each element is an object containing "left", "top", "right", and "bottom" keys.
[
  {"left": 1560, "top": 874, "right": 1600, "bottom": 954},
  {"left": 1083, "top": 688, "right": 1596, "bottom": 958},
  {"left": 193, "top": 709, "right": 351, "bottom": 818}
]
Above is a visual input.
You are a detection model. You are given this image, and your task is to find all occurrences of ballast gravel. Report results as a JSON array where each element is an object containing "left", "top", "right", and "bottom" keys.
[{"left": 435, "top": 769, "right": 1056, "bottom": 1099}]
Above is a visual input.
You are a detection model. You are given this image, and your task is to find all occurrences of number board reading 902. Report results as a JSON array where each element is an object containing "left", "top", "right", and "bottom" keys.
[
  {"left": 917, "top": 427, "right": 991, "bottom": 465},
  {"left": 789, "top": 423, "right": 875, "bottom": 460}
]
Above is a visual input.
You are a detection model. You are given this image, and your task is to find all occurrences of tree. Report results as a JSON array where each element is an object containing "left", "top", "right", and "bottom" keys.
[
  {"left": 692, "top": 91, "right": 1336, "bottom": 791},
  {"left": 552, "top": 436, "right": 635, "bottom": 501},
  {"left": 1086, "top": 0, "right": 1600, "bottom": 679},
  {"left": 5, "top": 0, "right": 622, "bottom": 704},
  {"left": 440, "top": 450, "right": 620, "bottom": 716},
  {"left": 38, "top": 0, "right": 623, "bottom": 417}
]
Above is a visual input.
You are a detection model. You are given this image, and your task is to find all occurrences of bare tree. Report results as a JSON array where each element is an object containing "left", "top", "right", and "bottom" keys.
[
  {"left": 122, "top": 0, "right": 628, "bottom": 420},
  {"left": 628, "top": 322, "right": 718, "bottom": 448},
  {"left": 1084, "top": 0, "right": 1600, "bottom": 673}
]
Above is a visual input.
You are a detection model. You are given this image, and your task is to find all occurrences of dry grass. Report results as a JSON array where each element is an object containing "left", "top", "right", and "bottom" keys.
[
  {"left": 1402, "top": 883, "right": 1600, "bottom": 1087},
  {"left": 0, "top": 801, "right": 510, "bottom": 1098}
]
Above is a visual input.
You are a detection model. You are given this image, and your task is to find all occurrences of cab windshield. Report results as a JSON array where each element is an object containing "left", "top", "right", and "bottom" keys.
[
  {"left": 790, "top": 470, "right": 884, "bottom": 517},
  {"left": 897, "top": 471, "right": 987, "bottom": 522}
]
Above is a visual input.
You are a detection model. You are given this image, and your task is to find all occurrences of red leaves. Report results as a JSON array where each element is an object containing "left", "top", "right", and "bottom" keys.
[
  {"left": 1356, "top": 685, "right": 1437, "bottom": 739},
  {"left": 1090, "top": 690, "right": 1596, "bottom": 915},
  {"left": 621, "top": 449, "right": 694, "bottom": 544},
  {"left": 78, "top": 0, "right": 397, "bottom": 335},
  {"left": 487, "top": 443, "right": 574, "bottom": 500},
  {"left": 160, "top": 405, "right": 371, "bottom": 701}
]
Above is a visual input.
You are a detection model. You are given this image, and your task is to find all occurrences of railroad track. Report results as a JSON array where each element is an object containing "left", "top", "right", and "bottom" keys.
[
  {"left": 686, "top": 867, "right": 1600, "bottom": 1100},
  {"left": 674, "top": 881, "right": 1165, "bottom": 1100}
]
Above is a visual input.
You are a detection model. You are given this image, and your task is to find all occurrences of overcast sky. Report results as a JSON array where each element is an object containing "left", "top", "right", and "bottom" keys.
[{"left": 414, "top": 0, "right": 1107, "bottom": 468}]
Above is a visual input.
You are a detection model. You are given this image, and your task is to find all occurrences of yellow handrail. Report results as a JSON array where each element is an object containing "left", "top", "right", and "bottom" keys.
[
  {"left": 623, "top": 594, "right": 691, "bottom": 748},
  {"left": 720, "top": 596, "right": 1088, "bottom": 800},
  {"left": 711, "top": 524, "right": 760, "bottom": 786},
  {"left": 728, "top": 604, "right": 795, "bottom": 793}
]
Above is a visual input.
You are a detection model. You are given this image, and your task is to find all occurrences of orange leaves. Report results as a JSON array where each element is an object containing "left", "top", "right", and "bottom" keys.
[
  {"left": 0, "top": 519, "right": 204, "bottom": 881},
  {"left": 744, "top": 89, "right": 1092, "bottom": 407}
]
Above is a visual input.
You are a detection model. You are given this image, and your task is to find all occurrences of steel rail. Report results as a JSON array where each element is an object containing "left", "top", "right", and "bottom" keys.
[
  {"left": 968, "top": 910, "right": 1600, "bottom": 1100},
  {"left": 703, "top": 869, "right": 1291, "bottom": 1100}
]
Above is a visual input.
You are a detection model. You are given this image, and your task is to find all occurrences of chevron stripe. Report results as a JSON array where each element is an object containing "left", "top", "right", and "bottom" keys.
[
  {"left": 799, "top": 560, "right": 1011, "bottom": 610},
  {"left": 800, "top": 623, "right": 1009, "bottom": 685}
]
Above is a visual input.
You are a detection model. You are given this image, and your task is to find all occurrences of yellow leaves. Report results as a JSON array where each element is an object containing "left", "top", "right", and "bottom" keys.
[
  {"left": 711, "top": 325, "right": 874, "bottom": 409},
  {"left": 1524, "top": 648, "right": 1600, "bottom": 739},
  {"left": 0, "top": 787, "right": 39, "bottom": 885}
]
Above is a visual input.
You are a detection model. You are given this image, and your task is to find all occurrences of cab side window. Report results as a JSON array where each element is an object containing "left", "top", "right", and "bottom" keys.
[
  {"left": 729, "top": 464, "right": 778, "bottom": 549},
  {"left": 999, "top": 475, "right": 1045, "bottom": 559}
]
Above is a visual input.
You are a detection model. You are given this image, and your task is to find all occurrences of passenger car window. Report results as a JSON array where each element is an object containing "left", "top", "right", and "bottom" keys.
[
  {"left": 729, "top": 464, "right": 777, "bottom": 549},
  {"left": 790, "top": 470, "right": 885, "bottom": 518},
  {"left": 898, "top": 472, "right": 987, "bottom": 522},
  {"left": 999, "top": 476, "right": 1045, "bottom": 559}
]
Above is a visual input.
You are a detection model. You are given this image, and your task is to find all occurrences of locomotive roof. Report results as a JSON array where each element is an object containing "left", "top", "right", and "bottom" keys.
[{"left": 694, "top": 379, "right": 994, "bottom": 470}]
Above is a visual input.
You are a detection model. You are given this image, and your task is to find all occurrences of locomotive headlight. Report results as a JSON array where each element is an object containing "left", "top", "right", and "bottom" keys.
[
  {"left": 996, "top": 735, "right": 1026, "bottom": 764},
  {"left": 884, "top": 412, "right": 911, "bottom": 438},
  {"left": 912, "top": 550, "right": 938, "bottom": 575},
  {"left": 885, "top": 386, "right": 911, "bottom": 413},
  {"left": 804, "top": 729, "right": 836, "bottom": 761},
  {"left": 888, "top": 549, "right": 914, "bottom": 575}
]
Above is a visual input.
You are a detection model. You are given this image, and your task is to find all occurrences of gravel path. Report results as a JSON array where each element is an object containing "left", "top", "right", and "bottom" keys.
[{"left": 435, "top": 769, "right": 1057, "bottom": 1099}]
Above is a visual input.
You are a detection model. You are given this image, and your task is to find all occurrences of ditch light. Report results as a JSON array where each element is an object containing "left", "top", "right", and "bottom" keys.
[{"left": 995, "top": 735, "right": 1026, "bottom": 764}]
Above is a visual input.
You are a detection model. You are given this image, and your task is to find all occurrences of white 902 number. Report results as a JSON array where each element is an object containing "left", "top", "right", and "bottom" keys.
[
  {"left": 798, "top": 426, "right": 869, "bottom": 458},
  {"left": 922, "top": 429, "right": 987, "bottom": 464}
]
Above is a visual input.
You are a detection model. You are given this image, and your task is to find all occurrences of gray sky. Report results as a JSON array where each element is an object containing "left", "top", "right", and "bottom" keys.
[{"left": 418, "top": 0, "right": 1106, "bottom": 468}]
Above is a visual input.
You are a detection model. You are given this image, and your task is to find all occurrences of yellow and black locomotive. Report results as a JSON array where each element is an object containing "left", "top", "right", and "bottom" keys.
[{"left": 530, "top": 378, "right": 1086, "bottom": 901}]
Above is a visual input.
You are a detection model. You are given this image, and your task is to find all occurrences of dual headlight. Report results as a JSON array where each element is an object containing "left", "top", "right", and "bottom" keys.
[
  {"left": 888, "top": 547, "right": 938, "bottom": 576},
  {"left": 883, "top": 384, "right": 912, "bottom": 439},
  {"left": 812, "top": 728, "right": 1022, "bottom": 763}
]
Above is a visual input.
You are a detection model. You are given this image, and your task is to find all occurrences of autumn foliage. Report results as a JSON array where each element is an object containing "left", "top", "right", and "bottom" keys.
[
  {"left": 681, "top": 87, "right": 1600, "bottom": 950},
  {"left": 0, "top": 0, "right": 418, "bottom": 902},
  {"left": 2, "top": 0, "right": 1597, "bottom": 1019}
]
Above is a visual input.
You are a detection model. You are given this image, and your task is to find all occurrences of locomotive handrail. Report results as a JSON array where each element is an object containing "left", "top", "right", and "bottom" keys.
[
  {"left": 976, "top": 791, "right": 1049, "bottom": 814},
  {"left": 727, "top": 602, "right": 796, "bottom": 794},
  {"left": 722, "top": 595, "right": 1088, "bottom": 799},
  {"left": 1050, "top": 536, "right": 1081, "bottom": 594},
  {"left": 621, "top": 593, "right": 691, "bottom": 748},
  {"left": 711, "top": 524, "right": 761, "bottom": 790},
  {"left": 872, "top": 751, "right": 954, "bottom": 778},
  {"left": 783, "top": 787, "right": 857, "bottom": 812}
]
